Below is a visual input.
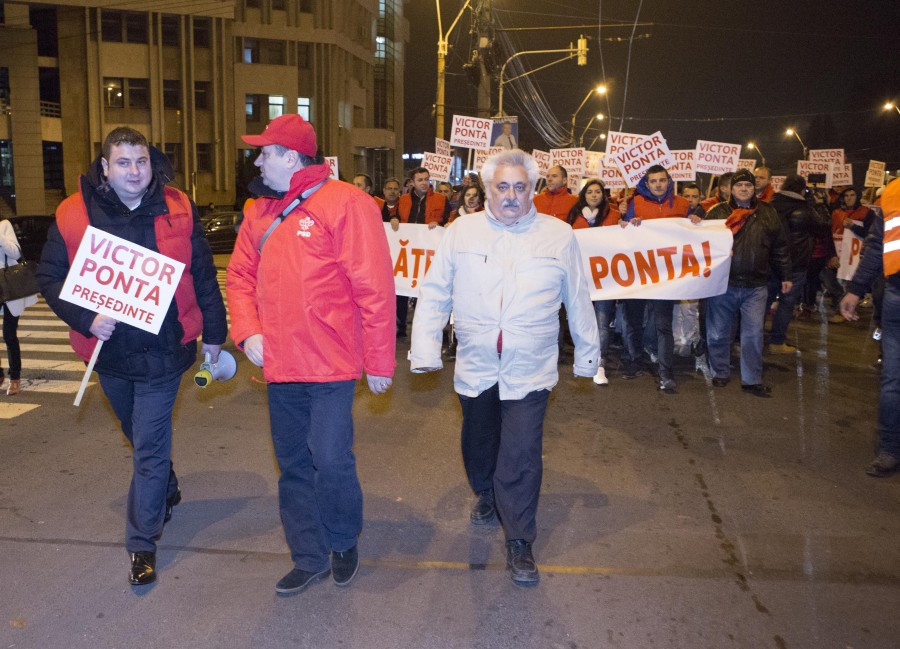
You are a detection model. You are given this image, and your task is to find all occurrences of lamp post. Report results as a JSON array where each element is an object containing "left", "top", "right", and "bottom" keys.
[
  {"left": 746, "top": 142, "right": 766, "bottom": 167},
  {"left": 587, "top": 132, "right": 607, "bottom": 150},
  {"left": 579, "top": 113, "right": 605, "bottom": 146},
  {"left": 435, "top": 0, "right": 472, "bottom": 139},
  {"left": 570, "top": 84, "right": 606, "bottom": 145},
  {"left": 885, "top": 102, "right": 900, "bottom": 116},
  {"left": 785, "top": 128, "right": 808, "bottom": 159}
]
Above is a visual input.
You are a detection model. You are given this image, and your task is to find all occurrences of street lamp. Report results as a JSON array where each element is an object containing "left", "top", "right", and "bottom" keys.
[
  {"left": 785, "top": 128, "right": 808, "bottom": 159},
  {"left": 570, "top": 84, "right": 606, "bottom": 145},
  {"left": 587, "top": 131, "right": 607, "bottom": 150},
  {"left": 579, "top": 113, "right": 605, "bottom": 146},
  {"left": 497, "top": 42, "right": 586, "bottom": 117},
  {"left": 435, "top": 0, "right": 472, "bottom": 139},
  {"left": 884, "top": 102, "right": 900, "bottom": 115},
  {"left": 746, "top": 142, "right": 766, "bottom": 167}
]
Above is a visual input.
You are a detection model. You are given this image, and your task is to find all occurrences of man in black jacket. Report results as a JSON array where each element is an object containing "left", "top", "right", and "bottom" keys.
[
  {"left": 37, "top": 127, "right": 227, "bottom": 586},
  {"left": 703, "top": 169, "right": 791, "bottom": 396},
  {"left": 767, "top": 174, "right": 831, "bottom": 353}
]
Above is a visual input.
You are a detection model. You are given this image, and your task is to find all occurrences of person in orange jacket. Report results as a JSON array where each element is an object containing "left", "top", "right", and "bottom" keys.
[
  {"left": 701, "top": 172, "right": 733, "bottom": 213},
  {"left": 533, "top": 165, "right": 578, "bottom": 220},
  {"left": 754, "top": 166, "right": 775, "bottom": 202}
]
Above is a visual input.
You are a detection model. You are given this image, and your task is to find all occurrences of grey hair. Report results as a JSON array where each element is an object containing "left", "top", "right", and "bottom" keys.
[{"left": 481, "top": 149, "right": 539, "bottom": 192}]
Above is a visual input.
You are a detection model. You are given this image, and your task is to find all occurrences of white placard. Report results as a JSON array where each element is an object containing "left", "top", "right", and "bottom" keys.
[
  {"left": 599, "top": 155, "right": 626, "bottom": 190},
  {"left": 473, "top": 147, "right": 504, "bottom": 173},
  {"left": 865, "top": 160, "right": 886, "bottom": 187},
  {"left": 384, "top": 223, "right": 446, "bottom": 297},
  {"left": 605, "top": 131, "right": 647, "bottom": 157},
  {"left": 668, "top": 150, "right": 696, "bottom": 182},
  {"left": 60, "top": 226, "right": 185, "bottom": 335},
  {"left": 550, "top": 148, "right": 586, "bottom": 178},
  {"left": 838, "top": 225, "right": 864, "bottom": 281},
  {"left": 832, "top": 163, "right": 853, "bottom": 187},
  {"left": 450, "top": 115, "right": 493, "bottom": 149},
  {"left": 532, "top": 149, "right": 551, "bottom": 178},
  {"left": 694, "top": 140, "right": 741, "bottom": 175},
  {"left": 611, "top": 131, "right": 674, "bottom": 188},
  {"left": 737, "top": 159, "right": 756, "bottom": 172},
  {"left": 797, "top": 160, "right": 834, "bottom": 188},
  {"left": 575, "top": 219, "right": 733, "bottom": 300},
  {"left": 809, "top": 148, "right": 844, "bottom": 165},
  {"left": 584, "top": 151, "right": 604, "bottom": 178},
  {"left": 422, "top": 152, "right": 453, "bottom": 183},
  {"left": 435, "top": 138, "right": 451, "bottom": 157},
  {"left": 325, "top": 156, "right": 339, "bottom": 180},
  {"left": 770, "top": 176, "right": 786, "bottom": 193}
]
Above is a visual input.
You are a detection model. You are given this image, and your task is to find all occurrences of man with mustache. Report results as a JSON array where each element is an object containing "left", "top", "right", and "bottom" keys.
[{"left": 410, "top": 149, "right": 599, "bottom": 587}]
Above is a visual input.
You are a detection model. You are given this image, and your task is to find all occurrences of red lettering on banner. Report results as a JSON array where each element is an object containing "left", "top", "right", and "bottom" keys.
[
  {"left": 611, "top": 253, "right": 635, "bottom": 287},
  {"left": 394, "top": 244, "right": 409, "bottom": 278},
  {"left": 590, "top": 256, "right": 609, "bottom": 289},
  {"left": 680, "top": 245, "right": 700, "bottom": 278},
  {"left": 656, "top": 246, "right": 677, "bottom": 280},
  {"left": 850, "top": 237, "right": 862, "bottom": 265},
  {"left": 634, "top": 250, "right": 659, "bottom": 285},
  {"left": 588, "top": 241, "right": 716, "bottom": 290},
  {"left": 702, "top": 241, "right": 712, "bottom": 277}
]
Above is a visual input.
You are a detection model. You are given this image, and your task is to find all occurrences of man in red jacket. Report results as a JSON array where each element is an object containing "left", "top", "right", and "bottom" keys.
[
  {"left": 754, "top": 166, "right": 775, "bottom": 202},
  {"left": 227, "top": 114, "right": 396, "bottom": 596},
  {"left": 533, "top": 165, "right": 578, "bottom": 220}
]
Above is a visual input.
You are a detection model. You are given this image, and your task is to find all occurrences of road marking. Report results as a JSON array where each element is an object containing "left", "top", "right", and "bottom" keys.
[{"left": 0, "top": 403, "right": 40, "bottom": 418}]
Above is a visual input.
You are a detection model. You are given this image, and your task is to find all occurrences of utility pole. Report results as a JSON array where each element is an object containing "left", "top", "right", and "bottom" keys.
[
  {"left": 474, "top": 0, "right": 492, "bottom": 118},
  {"left": 435, "top": 0, "right": 472, "bottom": 140}
]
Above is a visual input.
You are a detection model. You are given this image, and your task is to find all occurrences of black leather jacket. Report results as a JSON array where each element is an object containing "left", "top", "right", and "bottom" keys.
[
  {"left": 704, "top": 198, "right": 791, "bottom": 288},
  {"left": 768, "top": 191, "right": 831, "bottom": 273}
]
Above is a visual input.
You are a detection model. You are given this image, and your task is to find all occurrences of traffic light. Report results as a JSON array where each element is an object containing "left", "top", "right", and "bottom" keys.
[{"left": 577, "top": 35, "right": 588, "bottom": 66}]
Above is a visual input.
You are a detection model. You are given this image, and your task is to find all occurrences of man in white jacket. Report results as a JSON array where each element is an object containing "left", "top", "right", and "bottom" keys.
[{"left": 410, "top": 149, "right": 599, "bottom": 587}]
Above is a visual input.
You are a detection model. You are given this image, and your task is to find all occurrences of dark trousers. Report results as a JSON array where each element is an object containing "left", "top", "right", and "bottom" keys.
[
  {"left": 768, "top": 271, "right": 806, "bottom": 344},
  {"left": 99, "top": 373, "right": 182, "bottom": 553},
  {"left": 268, "top": 380, "right": 362, "bottom": 572},
  {"left": 458, "top": 384, "right": 550, "bottom": 543},
  {"left": 879, "top": 286, "right": 900, "bottom": 456},
  {"left": 624, "top": 299, "right": 675, "bottom": 380},
  {"left": 2, "top": 308, "right": 21, "bottom": 380},
  {"left": 396, "top": 296, "right": 409, "bottom": 336}
]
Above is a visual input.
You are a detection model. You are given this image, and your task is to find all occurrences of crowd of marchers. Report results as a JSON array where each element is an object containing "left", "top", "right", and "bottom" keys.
[{"left": 4, "top": 114, "right": 895, "bottom": 599}]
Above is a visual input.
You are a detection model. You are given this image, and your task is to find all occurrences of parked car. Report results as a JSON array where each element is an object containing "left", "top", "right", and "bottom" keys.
[
  {"left": 3, "top": 214, "right": 56, "bottom": 264},
  {"left": 203, "top": 211, "right": 241, "bottom": 254}
]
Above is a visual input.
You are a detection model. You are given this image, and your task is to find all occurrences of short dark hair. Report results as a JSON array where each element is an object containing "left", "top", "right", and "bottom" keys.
[
  {"left": 354, "top": 173, "right": 374, "bottom": 190},
  {"left": 780, "top": 174, "right": 807, "bottom": 194},
  {"left": 383, "top": 177, "right": 401, "bottom": 189},
  {"left": 102, "top": 127, "right": 148, "bottom": 159},
  {"left": 718, "top": 172, "right": 734, "bottom": 186},
  {"left": 645, "top": 165, "right": 668, "bottom": 177},
  {"left": 551, "top": 165, "right": 568, "bottom": 179},
  {"left": 409, "top": 166, "right": 430, "bottom": 180},
  {"left": 681, "top": 183, "right": 700, "bottom": 194}
]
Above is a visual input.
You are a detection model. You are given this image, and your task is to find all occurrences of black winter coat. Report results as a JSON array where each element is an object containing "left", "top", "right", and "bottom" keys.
[{"left": 769, "top": 191, "right": 831, "bottom": 273}]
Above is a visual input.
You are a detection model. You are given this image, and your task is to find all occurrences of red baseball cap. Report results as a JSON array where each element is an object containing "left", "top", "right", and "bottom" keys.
[{"left": 241, "top": 114, "right": 317, "bottom": 156}]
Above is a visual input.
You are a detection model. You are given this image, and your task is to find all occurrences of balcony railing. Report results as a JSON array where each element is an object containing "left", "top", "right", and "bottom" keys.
[{"left": 40, "top": 101, "right": 61, "bottom": 117}]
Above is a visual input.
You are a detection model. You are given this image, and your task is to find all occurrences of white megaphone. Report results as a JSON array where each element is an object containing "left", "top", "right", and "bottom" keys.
[{"left": 194, "top": 349, "right": 237, "bottom": 388}]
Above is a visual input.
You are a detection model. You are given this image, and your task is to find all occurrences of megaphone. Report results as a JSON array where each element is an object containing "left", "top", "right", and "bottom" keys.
[{"left": 194, "top": 349, "right": 237, "bottom": 387}]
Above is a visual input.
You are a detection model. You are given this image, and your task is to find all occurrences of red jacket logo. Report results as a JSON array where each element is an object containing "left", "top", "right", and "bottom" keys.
[{"left": 297, "top": 216, "right": 315, "bottom": 238}]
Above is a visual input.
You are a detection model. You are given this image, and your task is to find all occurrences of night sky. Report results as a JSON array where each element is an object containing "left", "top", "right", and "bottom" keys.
[{"left": 403, "top": 0, "right": 900, "bottom": 177}]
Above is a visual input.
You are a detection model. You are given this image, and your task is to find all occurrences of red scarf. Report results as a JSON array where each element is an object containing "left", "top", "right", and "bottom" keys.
[
  {"left": 725, "top": 205, "right": 757, "bottom": 234},
  {"left": 273, "top": 163, "right": 331, "bottom": 215}
]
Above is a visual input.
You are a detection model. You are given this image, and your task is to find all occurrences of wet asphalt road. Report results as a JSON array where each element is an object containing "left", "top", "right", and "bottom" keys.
[{"left": 1, "top": 266, "right": 898, "bottom": 649}]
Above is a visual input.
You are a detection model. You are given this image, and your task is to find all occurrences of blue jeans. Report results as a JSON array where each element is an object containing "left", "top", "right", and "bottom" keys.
[
  {"left": 768, "top": 271, "right": 806, "bottom": 345},
  {"left": 707, "top": 285, "right": 767, "bottom": 385},
  {"left": 879, "top": 286, "right": 900, "bottom": 456},
  {"left": 593, "top": 300, "right": 616, "bottom": 368},
  {"left": 99, "top": 373, "right": 182, "bottom": 553},
  {"left": 268, "top": 380, "right": 362, "bottom": 572}
]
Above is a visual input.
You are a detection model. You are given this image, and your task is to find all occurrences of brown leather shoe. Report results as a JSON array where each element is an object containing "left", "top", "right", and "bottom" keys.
[{"left": 7, "top": 379, "right": 20, "bottom": 396}]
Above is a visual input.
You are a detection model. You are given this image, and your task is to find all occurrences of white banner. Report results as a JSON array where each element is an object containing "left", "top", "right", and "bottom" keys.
[
  {"left": 694, "top": 140, "right": 741, "bottom": 175},
  {"left": 532, "top": 149, "right": 551, "bottom": 178},
  {"left": 435, "top": 138, "right": 451, "bottom": 156},
  {"left": 668, "top": 150, "right": 696, "bottom": 182},
  {"left": 422, "top": 152, "right": 453, "bottom": 183},
  {"left": 611, "top": 131, "right": 674, "bottom": 187},
  {"left": 60, "top": 226, "right": 185, "bottom": 335},
  {"left": 837, "top": 225, "right": 864, "bottom": 281},
  {"left": 385, "top": 223, "right": 445, "bottom": 297},
  {"left": 865, "top": 160, "right": 886, "bottom": 187},
  {"left": 450, "top": 115, "right": 493, "bottom": 149},
  {"left": 575, "top": 219, "right": 733, "bottom": 300},
  {"left": 550, "top": 147, "right": 586, "bottom": 177},
  {"left": 325, "top": 156, "right": 339, "bottom": 180}
]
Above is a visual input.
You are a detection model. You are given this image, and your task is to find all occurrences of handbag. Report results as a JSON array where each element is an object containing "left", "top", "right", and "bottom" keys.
[{"left": 0, "top": 255, "right": 40, "bottom": 303}]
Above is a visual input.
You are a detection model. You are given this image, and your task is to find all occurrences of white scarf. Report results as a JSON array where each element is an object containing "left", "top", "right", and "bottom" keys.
[{"left": 581, "top": 205, "right": 599, "bottom": 226}]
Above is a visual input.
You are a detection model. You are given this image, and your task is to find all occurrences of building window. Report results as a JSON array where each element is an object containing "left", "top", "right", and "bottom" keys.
[
  {"left": 272, "top": 0, "right": 286, "bottom": 9},
  {"left": 125, "top": 13, "right": 148, "bottom": 43},
  {"left": 297, "top": 42, "right": 311, "bottom": 68},
  {"left": 353, "top": 105, "right": 364, "bottom": 129},
  {"left": 268, "top": 95, "right": 285, "bottom": 120},
  {"left": 243, "top": 38, "right": 258, "bottom": 63},
  {"left": 163, "top": 143, "right": 182, "bottom": 173},
  {"left": 246, "top": 94, "right": 262, "bottom": 121},
  {"left": 299, "top": 0, "right": 313, "bottom": 13},
  {"left": 260, "top": 40, "right": 285, "bottom": 65},
  {"left": 103, "top": 78, "right": 124, "bottom": 108},
  {"left": 160, "top": 15, "right": 180, "bottom": 47},
  {"left": 196, "top": 143, "right": 213, "bottom": 172},
  {"left": 193, "top": 18, "right": 211, "bottom": 48},
  {"left": 101, "top": 11, "right": 123, "bottom": 42},
  {"left": 246, "top": 0, "right": 260, "bottom": 7},
  {"left": 297, "top": 97, "right": 311, "bottom": 121},
  {"left": 127, "top": 78, "right": 149, "bottom": 108},
  {"left": 194, "top": 81, "right": 211, "bottom": 110},
  {"left": 163, "top": 80, "right": 181, "bottom": 109}
]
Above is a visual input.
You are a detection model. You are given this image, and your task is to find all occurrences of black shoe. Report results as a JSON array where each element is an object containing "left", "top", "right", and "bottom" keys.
[
  {"left": 505, "top": 539, "right": 539, "bottom": 587},
  {"left": 470, "top": 489, "right": 497, "bottom": 524},
  {"left": 711, "top": 377, "right": 729, "bottom": 388},
  {"left": 621, "top": 367, "right": 645, "bottom": 380},
  {"left": 164, "top": 489, "right": 182, "bottom": 524},
  {"left": 332, "top": 546, "right": 359, "bottom": 587},
  {"left": 741, "top": 383, "right": 772, "bottom": 397},
  {"left": 866, "top": 451, "right": 900, "bottom": 478},
  {"left": 275, "top": 567, "right": 330, "bottom": 595},
  {"left": 129, "top": 551, "right": 156, "bottom": 586},
  {"left": 658, "top": 378, "right": 677, "bottom": 394}
]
